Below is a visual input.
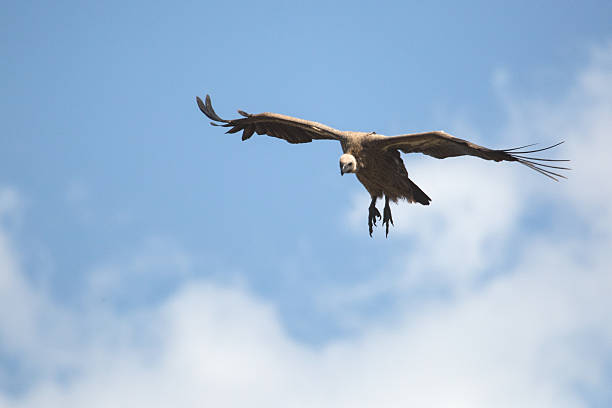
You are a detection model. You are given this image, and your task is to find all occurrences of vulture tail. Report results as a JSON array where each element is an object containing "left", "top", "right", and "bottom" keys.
[{"left": 409, "top": 179, "right": 431, "bottom": 205}]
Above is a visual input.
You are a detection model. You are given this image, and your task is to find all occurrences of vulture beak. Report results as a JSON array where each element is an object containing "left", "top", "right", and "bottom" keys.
[{"left": 340, "top": 169, "right": 344, "bottom": 176}]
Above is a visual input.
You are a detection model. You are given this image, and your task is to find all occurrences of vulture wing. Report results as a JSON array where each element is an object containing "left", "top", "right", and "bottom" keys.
[
  {"left": 365, "top": 131, "right": 570, "bottom": 181},
  {"left": 197, "top": 95, "right": 346, "bottom": 144}
]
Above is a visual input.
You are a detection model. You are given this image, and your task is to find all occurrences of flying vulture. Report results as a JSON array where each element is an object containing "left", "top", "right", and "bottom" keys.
[{"left": 196, "top": 95, "right": 569, "bottom": 237}]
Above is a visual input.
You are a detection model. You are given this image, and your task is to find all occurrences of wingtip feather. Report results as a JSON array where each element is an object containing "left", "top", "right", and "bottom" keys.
[
  {"left": 196, "top": 96, "right": 206, "bottom": 114},
  {"left": 196, "top": 94, "right": 227, "bottom": 123},
  {"left": 502, "top": 140, "right": 569, "bottom": 181}
]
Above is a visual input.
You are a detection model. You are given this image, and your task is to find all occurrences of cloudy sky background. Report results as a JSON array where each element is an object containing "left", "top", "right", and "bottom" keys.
[{"left": 2, "top": 1, "right": 612, "bottom": 406}]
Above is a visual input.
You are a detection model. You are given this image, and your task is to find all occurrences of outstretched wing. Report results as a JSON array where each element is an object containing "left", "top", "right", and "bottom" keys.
[
  {"left": 196, "top": 95, "right": 346, "bottom": 144},
  {"left": 365, "top": 131, "right": 570, "bottom": 181}
]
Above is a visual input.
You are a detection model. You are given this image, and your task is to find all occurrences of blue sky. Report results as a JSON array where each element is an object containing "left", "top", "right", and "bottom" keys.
[{"left": 2, "top": 1, "right": 612, "bottom": 406}]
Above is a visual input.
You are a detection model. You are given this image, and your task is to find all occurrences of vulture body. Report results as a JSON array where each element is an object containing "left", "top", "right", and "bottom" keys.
[{"left": 197, "top": 95, "right": 568, "bottom": 237}]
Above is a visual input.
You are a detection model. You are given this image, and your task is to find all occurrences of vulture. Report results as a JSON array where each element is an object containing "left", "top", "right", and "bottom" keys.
[{"left": 196, "top": 95, "right": 569, "bottom": 237}]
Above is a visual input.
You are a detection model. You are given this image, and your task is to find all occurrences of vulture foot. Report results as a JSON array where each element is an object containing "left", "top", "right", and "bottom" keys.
[
  {"left": 368, "top": 206, "right": 381, "bottom": 237},
  {"left": 383, "top": 202, "right": 394, "bottom": 237}
]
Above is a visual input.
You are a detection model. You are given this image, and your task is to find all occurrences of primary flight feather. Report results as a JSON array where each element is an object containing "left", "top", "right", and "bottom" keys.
[{"left": 196, "top": 95, "right": 569, "bottom": 237}]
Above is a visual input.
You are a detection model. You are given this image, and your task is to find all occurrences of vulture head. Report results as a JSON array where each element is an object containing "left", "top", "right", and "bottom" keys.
[{"left": 339, "top": 154, "right": 357, "bottom": 175}]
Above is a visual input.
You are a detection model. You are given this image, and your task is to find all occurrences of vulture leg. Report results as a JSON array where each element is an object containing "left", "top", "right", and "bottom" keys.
[
  {"left": 368, "top": 196, "right": 381, "bottom": 237},
  {"left": 383, "top": 195, "right": 394, "bottom": 237}
]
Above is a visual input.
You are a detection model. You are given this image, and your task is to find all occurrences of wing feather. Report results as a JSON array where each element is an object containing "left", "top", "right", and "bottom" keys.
[
  {"left": 366, "top": 131, "right": 570, "bottom": 181},
  {"left": 254, "top": 123, "right": 266, "bottom": 135},
  {"left": 241, "top": 126, "right": 255, "bottom": 141},
  {"left": 196, "top": 95, "right": 345, "bottom": 144},
  {"left": 225, "top": 125, "right": 242, "bottom": 134},
  {"left": 271, "top": 124, "right": 290, "bottom": 142}
]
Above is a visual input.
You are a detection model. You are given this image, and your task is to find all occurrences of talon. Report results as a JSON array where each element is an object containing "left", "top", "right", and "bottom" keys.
[
  {"left": 367, "top": 197, "right": 382, "bottom": 237},
  {"left": 368, "top": 216, "right": 375, "bottom": 236},
  {"left": 368, "top": 202, "right": 381, "bottom": 237},
  {"left": 373, "top": 208, "right": 381, "bottom": 224},
  {"left": 383, "top": 197, "right": 394, "bottom": 238}
]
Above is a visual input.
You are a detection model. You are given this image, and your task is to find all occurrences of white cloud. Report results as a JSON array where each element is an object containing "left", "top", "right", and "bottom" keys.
[
  {"left": 3, "top": 45, "right": 612, "bottom": 407},
  {"left": 3, "top": 245, "right": 610, "bottom": 407}
]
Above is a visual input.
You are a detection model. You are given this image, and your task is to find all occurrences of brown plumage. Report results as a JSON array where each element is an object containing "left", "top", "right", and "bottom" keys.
[{"left": 197, "top": 95, "right": 569, "bottom": 237}]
